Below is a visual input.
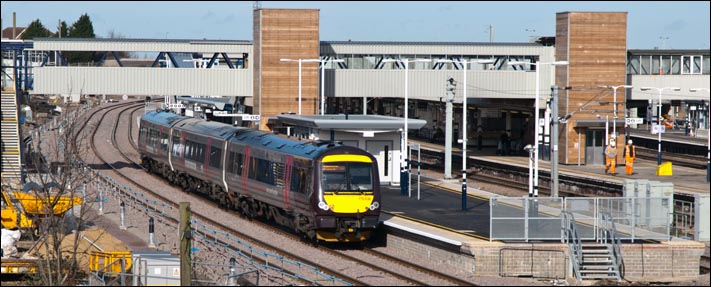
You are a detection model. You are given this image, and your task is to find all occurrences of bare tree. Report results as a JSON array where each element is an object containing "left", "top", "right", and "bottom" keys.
[{"left": 17, "top": 98, "right": 105, "bottom": 285}]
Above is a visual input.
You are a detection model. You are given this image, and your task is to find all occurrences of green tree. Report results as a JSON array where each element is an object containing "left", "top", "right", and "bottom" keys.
[
  {"left": 68, "top": 13, "right": 95, "bottom": 38},
  {"left": 65, "top": 14, "right": 96, "bottom": 64},
  {"left": 21, "top": 19, "right": 51, "bottom": 40},
  {"left": 53, "top": 20, "right": 69, "bottom": 38}
]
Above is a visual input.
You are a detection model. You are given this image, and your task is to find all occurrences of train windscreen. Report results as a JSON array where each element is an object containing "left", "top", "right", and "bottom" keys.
[{"left": 321, "top": 162, "right": 373, "bottom": 192}]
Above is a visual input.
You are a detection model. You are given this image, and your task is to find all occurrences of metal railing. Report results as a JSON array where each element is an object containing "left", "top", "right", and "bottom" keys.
[
  {"left": 599, "top": 212, "right": 623, "bottom": 280},
  {"left": 491, "top": 196, "right": 672, "bottom": 242},
  {"left": 561, "top": 211, "right": 582, "bottom": 279}
]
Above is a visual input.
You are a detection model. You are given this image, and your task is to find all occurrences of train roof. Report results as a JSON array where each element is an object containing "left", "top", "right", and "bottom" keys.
[{"left": 142, "top": 110, "right": 346, "bottom": 158}]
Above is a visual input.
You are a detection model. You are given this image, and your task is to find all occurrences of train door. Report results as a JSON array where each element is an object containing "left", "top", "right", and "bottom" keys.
[
  {"left": 585, "top": 129, "right": 605, "bottom": 165},
  {"left": 366, "top": 140, "right": 392, "bottom": 184}
]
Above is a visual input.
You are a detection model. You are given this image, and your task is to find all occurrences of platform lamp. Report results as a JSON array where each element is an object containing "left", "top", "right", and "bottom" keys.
[
  {"left": 640, "top": 87, "right": 681, "bottom": 165},
  {"left": 689, "top": 88, "right": 710, "bottom": 182},
  {"left": 507, "top": 60, "right": 568, "bottom": 198},
  {"left": 383, "top": 58, "right": 431, "bottom": 196},
  {"left": 599, "top": 85, "right": 634, "bottom": 141},
  {"left": 435, "top": 58, "right": 494, "bottom": 211}
]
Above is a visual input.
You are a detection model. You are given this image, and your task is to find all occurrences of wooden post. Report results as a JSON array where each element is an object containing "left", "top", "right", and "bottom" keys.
[{"left": 179, "top": 202, "right": 191, "bottom": 286}]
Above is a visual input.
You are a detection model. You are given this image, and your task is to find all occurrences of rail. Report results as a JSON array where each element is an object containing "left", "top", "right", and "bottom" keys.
[
  {"left": 561, "top": 211, "right": 583, "bottom": 280},
  {"left": 599, "top": 212, "right": 623, "bottom": 280}
]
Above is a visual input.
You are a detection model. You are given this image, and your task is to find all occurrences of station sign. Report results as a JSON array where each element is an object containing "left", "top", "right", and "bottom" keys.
[
  {"left": 626, "top": 118, "right": 644, "bottom": 124},
  {"left": 213, "top": 111, "right": 261, "bottom": 121},
  {"left": 165, "top": 103, "right": 185, "bottom": 109},
  {"left": 651, "top": 124, "right": 665, "bottom": 134}
]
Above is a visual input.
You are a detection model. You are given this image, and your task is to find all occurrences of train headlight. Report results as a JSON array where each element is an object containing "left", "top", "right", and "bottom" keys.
[
  {"left": 318, "top": 201, "right": 330, "bottom": 211},
  {"left": 369, "top": 201, "right": 380, "bottom": 211}
]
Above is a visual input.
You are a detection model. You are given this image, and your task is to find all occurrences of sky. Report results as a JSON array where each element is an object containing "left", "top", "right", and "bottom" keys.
[{"left": 2, "top": 1, "right": 709, "bottom": 50}]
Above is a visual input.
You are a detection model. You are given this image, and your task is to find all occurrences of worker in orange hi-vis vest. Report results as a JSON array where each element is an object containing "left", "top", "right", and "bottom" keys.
[
  {"left": 604, "top": 138, "right": 618, "bottom": 175},
  {"left": 623, "top": 139, "right": 636, "bottom": 175}
]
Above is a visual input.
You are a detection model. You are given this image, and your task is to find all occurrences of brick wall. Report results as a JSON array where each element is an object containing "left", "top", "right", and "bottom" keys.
[
  {"left": 385, "top": 230, "right": 476, "bottom": 275},
  {"left": 386, "top": 228, "right": 703, "bottom": 281},
  {"left": 619, "top": 242, "right": 705, "bottom": 280},
  {"left": 462, "top": 242, "right": 568, "bottom": 278}
]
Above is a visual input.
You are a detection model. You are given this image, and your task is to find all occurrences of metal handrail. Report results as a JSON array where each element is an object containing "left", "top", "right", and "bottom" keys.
[
  {"left": 561, "top": 211, "right": 583, "bottom": 279},
  {"left": 600, "top": 212, "right": 623, "bottom": 280}
]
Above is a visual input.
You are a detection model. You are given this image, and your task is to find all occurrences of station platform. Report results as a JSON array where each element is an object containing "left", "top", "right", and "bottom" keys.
[
  {"left": 377, "top": 145, "right": 706, "bottom": 280},
  {"left": 408, "top": 138, "right": 709, "bottom": 197},
  {"left": 378, "top": 136, "right": 708, "bottom": 245},
  {"left": 630, "top": 127, "right": 708, "bottom": 147}
]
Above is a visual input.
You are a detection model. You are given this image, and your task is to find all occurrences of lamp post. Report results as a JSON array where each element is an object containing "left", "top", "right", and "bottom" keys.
[
  {"left": 640, "top": 86, "right": 681, "bottom": 165},
  {"left": 600, "top": 85, "right": 634, "bottom": 140},
  {"left": 383, "top": 58, "right": 431, "bottom": 195},
  {"left": 508, "top": 60, "right": 569, "bottom": 198},
  {"left": 280, "top": 58, "right": 321, "bottom": 115},
  {"left": 436, "top": 58, "right": 494, "bottom": 210},
  {"left": 690, "top": 88, "right": 710, "bottom": 182}
]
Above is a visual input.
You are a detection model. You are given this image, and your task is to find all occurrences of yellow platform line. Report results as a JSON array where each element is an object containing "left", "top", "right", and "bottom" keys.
[{"left": 387, "top": 212, "right": 491, "bottom": 241}]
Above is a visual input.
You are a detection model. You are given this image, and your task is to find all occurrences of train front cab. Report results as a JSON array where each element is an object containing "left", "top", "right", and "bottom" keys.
[{"left": 315, "top": 152, "right": 381, "bottom": 242}]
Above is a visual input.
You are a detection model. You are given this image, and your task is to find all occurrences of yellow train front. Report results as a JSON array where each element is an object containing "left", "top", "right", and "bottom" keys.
[{"left": 312, "top": 150, "right": 381, "bottom": 242}]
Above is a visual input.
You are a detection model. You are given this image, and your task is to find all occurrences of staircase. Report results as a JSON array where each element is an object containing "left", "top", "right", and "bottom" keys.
[
  {"left": 1, "top": 92, "right": 22, "bottom": 182},
  {"left": 562, "top": 211, "right": 622, "bottom": 281},
  {"left": 578, "top": 243, "right": 621, "bottom": 280}
]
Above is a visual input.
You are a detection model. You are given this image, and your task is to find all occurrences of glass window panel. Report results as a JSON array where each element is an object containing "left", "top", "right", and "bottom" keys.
[
  {"left": 652, "top": 56, "right": 660, "bottom": 75},
  {"left": 682, "top": 56, "right": 691, "bottom": 74},
  {"left": 640, "top": 55, "right": 650, "bottom": 75},
  {"left": 703, "top": 57, "right": 710, "bottom": 75},
  {"left": 661, "top": 56, "right": 671, "bottom": 75},
  {"left": 671, "top": 56, "right": 681, "bottom": 75},
  {"left": 693, "top": 56, "right": 701, "bottom": 74},
  {"left": 363, "top": 55, "right": 377, "bottom": 69},
  {"left": 627, "top": 56, "right": 640, "bottom": 75}
]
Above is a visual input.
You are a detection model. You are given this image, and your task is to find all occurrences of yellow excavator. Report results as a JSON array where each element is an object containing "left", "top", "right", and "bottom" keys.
[{"left": 1, "top": 182, "right": 82, "bottom": 233}]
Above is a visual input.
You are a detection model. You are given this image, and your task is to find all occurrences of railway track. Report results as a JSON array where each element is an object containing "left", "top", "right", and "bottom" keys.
[
  {"left": 72, "top": 102, "right": 476, "bottom": 285},
  {"left": 635, "top": 146, "right": 707, "bottom": 169}
]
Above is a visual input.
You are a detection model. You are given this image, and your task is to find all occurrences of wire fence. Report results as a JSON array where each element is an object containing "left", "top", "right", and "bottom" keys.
[{"left": 31, "top": 100, "right": 353, "bottom": 286}]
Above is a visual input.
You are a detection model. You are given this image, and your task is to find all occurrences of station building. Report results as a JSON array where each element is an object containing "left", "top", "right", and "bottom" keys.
[{"left": 2, "top": 9, "right": 710, "bottom": 181}]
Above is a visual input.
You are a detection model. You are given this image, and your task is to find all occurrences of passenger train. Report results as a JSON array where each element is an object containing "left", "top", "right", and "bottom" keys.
[{"left": 137, "top": 110, "right": 381, "bottom": 242}]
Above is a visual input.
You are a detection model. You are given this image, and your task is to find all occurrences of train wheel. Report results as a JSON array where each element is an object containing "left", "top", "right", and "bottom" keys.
[{"left": 240, "top": 200, "right": 253, "bottom": 221}]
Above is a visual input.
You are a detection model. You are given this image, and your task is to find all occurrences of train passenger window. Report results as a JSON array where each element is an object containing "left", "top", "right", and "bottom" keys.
[
  {"left": 149, "top": 129, "right": 160, "bottom": 148},
  {"left": 139, "top": 126, "right": 146, "bottom": 143},
  {"left": 172, "top": 135, "right": 182, "bottom": 157},
  {"left": 197, "top": 144, "right": 205, "bottom": 161},
  {"left": 209, "top": 146, "right": 222, "bottom": 169},
  {"left": 258, "top": 159, "right": 275, "bottom": 185},
  {"left": 185, "top": 141, "right": 193, "bottom": 159},
  {"left": 227, "top": 152, "right": 244, "bottom": 174},
  {"left": 248, "top": 157, "right": 257, "bottom": 179},
  {"left": 291, "top": 167, "right": 307, "bottom": 194},
  {"left": 160, "top": 132, "right": 169, "bottom": 152}
]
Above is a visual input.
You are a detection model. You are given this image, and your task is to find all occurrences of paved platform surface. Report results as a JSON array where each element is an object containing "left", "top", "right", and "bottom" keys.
[{"left": 409, "top": 137, "right": 709, "bottom": 196}]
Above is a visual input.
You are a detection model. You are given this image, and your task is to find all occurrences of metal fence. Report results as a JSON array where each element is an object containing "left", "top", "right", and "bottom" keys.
[
  {"left": 34, "top": 102, "right": 354, "bottom": 286},
  {"left": 490, "top": 196, "right": 672, "bottom": 242}
]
